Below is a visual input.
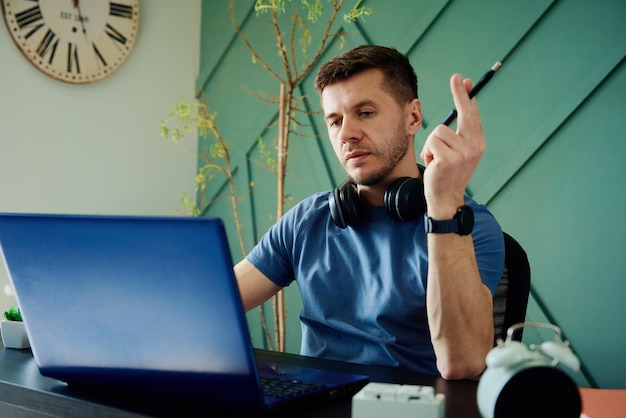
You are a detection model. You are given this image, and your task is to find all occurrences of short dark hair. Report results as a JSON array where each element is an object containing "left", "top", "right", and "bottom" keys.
[{"left": 314, "top": 45, "right": 418, "bottom": 105}]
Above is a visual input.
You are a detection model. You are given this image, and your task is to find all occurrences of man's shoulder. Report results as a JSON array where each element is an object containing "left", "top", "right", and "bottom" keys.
[{"left": 285, "top": 191, "right": 332, "bottom": 217}]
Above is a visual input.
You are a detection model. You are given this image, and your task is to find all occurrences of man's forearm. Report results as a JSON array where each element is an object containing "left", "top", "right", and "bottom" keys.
[{"left": 426, "top": 234, "right": 494, "bottom": 380}]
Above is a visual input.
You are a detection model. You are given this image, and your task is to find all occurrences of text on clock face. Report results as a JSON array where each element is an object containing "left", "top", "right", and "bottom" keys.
[{"left": 60, "top": 12, "right": 88, "bottom": 23}]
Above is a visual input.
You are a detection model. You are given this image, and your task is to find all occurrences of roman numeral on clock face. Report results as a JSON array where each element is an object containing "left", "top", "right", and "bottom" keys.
[
  {"left": 110, "top": 3, "right": 133, "bottom": 19},
  {"left": 15, "top": 4, "right": 42, "bottom": 29},
  {"left": 92, "top": 43, "right": 107, "bottom": 67},
  {"left": 67, "top": 42, "right": 80, "bottom": 73},
  {"left": 105, "top": 23, "right": 128, "bottom": 46},
  {"left": 36, "top": 29, "right": 59, "bottom": 64}
]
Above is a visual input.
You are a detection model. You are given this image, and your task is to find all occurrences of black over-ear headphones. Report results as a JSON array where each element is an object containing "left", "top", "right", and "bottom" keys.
[{"left": 329, "top": 165, "right": 426, "bottom": 228}]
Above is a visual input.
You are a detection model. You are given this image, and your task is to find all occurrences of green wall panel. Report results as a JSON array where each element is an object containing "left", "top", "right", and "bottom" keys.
[
  {"left": 471, "top": 0, "right": 626, "bottom": 203},
  {"left": 197, "top": 0, "right": 626, "bottom": 388},
  {"left": 409, "top": 0, "right": 554, "bottom": 137},
  {"left": 353, "top": 0, "right": 450, "bottom": 51},
  {"left": 489, "top": 58, "right": 626, "bottom": 389}
]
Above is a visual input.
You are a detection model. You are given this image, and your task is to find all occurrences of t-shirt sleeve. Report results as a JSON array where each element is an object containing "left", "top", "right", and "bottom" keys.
[{"left": 470, "top": 201, "right": 505, "bottom": 297}]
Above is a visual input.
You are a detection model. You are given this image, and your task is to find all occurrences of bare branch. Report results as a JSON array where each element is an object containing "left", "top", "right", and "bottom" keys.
[
  {"left": 269, "top": 2, "right": 294, "bottom": 86},
  {"left": 229, "top": 0, "right": 286, "bottom": 84},
  {"left": 293, "top": 0, "right": 344, "bottom": 85}
]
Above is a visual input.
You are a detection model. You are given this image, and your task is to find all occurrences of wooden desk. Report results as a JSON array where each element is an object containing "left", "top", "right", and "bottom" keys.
[{"left": 0, "top": 344, "right": 480, "bottom": 418}]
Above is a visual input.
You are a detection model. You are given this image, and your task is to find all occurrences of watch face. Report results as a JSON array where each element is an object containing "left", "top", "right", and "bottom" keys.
[{"left": 2, "top": 0, "right": 140, "bottom": 84}]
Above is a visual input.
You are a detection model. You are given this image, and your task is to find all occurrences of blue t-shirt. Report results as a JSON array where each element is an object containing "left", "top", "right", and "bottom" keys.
[{"left": 246, "top": 191, "right": 504, "bottom": 375}]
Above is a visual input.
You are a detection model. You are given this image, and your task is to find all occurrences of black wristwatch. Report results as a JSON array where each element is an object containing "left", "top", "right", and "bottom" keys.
[{"left": 425, "top": 205, "right": 474, "bottom": 235}]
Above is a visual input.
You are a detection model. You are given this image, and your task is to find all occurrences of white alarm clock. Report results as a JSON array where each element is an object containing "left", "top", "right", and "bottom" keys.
[{"left": 477, "top": 322, "right": 582, "bottom": 418}]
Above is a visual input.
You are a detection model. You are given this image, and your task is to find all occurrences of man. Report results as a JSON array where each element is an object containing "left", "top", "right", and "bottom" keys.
[{"left": 235, "top": 45, "right": 504, "bottom": 380}]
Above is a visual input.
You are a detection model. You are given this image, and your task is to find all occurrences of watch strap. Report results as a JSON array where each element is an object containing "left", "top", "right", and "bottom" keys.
[
  {"left": 425, "top": 205, "right": 474, "bottom": 235},
  {"left": 425, "top": 217, "right": 459, "bottom": 234}
]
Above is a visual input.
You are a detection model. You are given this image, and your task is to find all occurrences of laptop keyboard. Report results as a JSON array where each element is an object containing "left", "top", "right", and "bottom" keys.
[{"left": 261, "top": 376, "right": 327, "bottom": 399}]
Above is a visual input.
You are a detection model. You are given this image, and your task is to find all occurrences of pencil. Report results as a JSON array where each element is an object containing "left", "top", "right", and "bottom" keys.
[{"left": 441, "top": 61, "right": 502, "bottom": 126}]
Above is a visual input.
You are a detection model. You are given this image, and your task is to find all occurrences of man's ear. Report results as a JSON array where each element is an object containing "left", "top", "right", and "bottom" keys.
[{"left": 406, "top": 98, "right": 422, "bottom": 135}]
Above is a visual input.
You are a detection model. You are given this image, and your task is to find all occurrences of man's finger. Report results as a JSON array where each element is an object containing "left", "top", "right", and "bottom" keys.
[
  {"left": 450, "top": 74, "right": 469, "bottom": 112},
  {"left": 452, "top": 75, "right": 480, "bottom": 133}
]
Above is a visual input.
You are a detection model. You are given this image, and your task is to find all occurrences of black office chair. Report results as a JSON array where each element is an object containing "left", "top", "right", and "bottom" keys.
[{"left": 492, "top": 232, "right": 531, "bottom": 343}]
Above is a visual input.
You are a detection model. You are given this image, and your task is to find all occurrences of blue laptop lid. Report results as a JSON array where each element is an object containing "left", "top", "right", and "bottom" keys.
[{"left": 0, "top": 213, "right": 265, "bottom": 407}]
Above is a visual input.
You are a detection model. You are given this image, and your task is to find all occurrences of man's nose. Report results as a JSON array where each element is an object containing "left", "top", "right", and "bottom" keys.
[{"left": 339, "top": 117, "right": 362, "bottom": 143}]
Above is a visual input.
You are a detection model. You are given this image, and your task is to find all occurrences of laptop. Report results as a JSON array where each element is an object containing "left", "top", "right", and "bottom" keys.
[{"left": 0, "top": 213, "right": 368, "bottom": 411}]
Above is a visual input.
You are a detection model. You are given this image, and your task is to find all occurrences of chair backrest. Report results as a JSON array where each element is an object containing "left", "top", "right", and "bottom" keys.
[{"left": 493, "top": 232, "right": 531, "bottom": 343}]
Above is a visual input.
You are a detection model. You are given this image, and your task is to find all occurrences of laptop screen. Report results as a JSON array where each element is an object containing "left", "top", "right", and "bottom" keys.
[{"left": 0, "top": 214, "right": 265, "bottom": 406}]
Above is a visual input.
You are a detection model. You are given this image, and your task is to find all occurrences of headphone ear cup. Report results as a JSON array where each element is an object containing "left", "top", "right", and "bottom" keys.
[
  {"left": 384, "top": 177, "right": 426, "bottom": 221},
  {"left": 329, "top": 180, "right": 362, "bottom": 228}
]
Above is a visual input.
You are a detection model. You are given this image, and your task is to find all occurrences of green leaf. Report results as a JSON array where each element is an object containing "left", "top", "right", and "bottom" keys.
[{"left": 4, "top": 306, "right": 22, "bottom": 321}]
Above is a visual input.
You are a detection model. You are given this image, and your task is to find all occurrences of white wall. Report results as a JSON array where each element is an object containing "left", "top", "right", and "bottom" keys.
[{"left": 0, "top": 1, "right": 201, "bottom": 308}]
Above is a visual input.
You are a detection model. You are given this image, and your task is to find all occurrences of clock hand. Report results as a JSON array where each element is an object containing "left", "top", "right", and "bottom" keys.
[{"left": 73, "top": 0, "right": 89, "bottom": 40}]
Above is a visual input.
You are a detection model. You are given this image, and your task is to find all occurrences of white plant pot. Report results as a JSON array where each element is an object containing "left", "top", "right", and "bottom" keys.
[{"left": 1, "top": 319, "right": 30, "bottom": 349}]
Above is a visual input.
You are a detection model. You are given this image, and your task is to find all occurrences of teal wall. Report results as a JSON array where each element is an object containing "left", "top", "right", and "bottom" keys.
[{"left": 197, "top": 0, "right": 626, "bottom": 389}]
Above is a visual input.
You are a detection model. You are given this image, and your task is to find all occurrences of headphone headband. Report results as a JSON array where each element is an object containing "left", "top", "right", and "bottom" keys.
[{"left": 329, "top": 165, "right": 426, "bottom": 228}]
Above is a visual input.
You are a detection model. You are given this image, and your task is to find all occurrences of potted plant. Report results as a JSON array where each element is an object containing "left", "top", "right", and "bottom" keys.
[{"left": 1, "top": 306, "right": 29, "bottom": 349}]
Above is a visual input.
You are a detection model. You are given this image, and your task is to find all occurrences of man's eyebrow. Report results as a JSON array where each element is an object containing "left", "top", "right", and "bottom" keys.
[
  {"left": 324, "top": 100, "right": 377, "bottom": 121},
  {"left": 324, "top": 111, "right": 339, "bottom": 121}
]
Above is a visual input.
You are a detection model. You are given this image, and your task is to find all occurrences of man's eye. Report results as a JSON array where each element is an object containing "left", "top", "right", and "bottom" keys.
[
  {"left": 360, "top": 111, "right": 374, "bottom": 117},
  {"left": 329, "top": 119, "right": 341, "bottom": 127}
]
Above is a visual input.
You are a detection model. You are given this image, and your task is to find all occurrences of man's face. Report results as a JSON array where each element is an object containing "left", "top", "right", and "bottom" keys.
[{"left": 321, "top": 68, "right": 417, "bottom": 187}]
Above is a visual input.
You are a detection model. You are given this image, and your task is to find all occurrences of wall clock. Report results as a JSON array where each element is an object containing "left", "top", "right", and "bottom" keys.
[{"left": 1, "top": 0, "right": 140, "bottom": 84}]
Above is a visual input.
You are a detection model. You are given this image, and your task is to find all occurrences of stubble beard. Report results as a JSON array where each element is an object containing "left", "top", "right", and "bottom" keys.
[{"left": 346, "top": 123, "right": 410, "bottom": 187}]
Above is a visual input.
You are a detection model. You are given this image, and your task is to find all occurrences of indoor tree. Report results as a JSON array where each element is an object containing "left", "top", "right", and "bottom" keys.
[{"left": 161, "top": 0, "right": 372, "bottom": 352}]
